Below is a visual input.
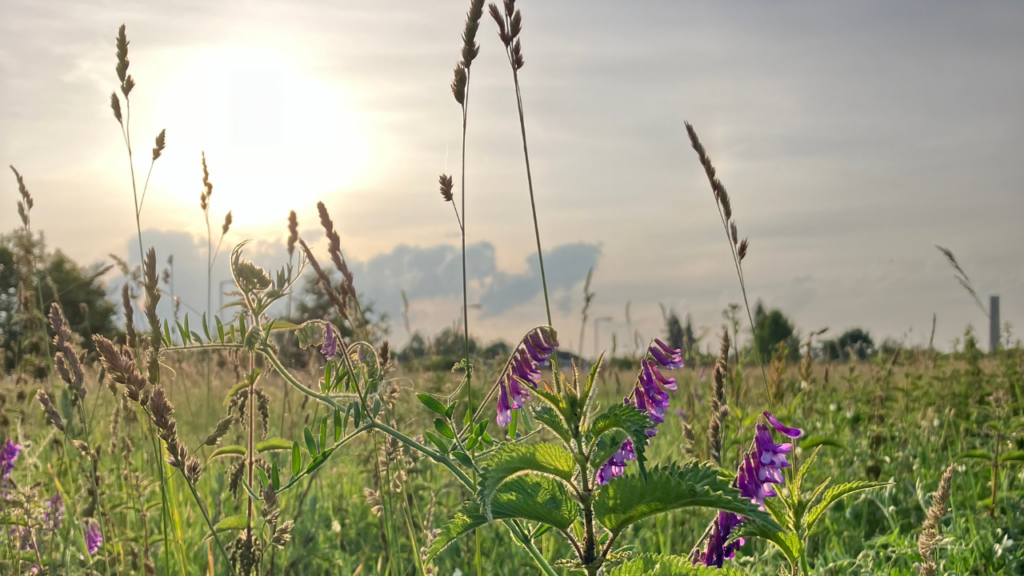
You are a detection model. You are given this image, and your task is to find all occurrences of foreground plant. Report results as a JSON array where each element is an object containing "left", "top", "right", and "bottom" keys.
[{"left": 424, "top": 340, "right": 780, "bottom": 576}]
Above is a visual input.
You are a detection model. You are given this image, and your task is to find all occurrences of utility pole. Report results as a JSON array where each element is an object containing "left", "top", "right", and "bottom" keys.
[{"left": 990, "top": 295, "right": 1000, "bottom": 353}]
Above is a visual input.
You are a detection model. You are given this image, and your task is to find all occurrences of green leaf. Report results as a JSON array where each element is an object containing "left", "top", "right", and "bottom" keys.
[
  {"left": 606, "top": 553, "right": 747, "bottom": 576},
  {"left": 163, "top": 320, "right": 172, "bottom": 347},
  {"left": 425, "top": 504, "right": 488, "bottom": 563},
  {"left": 434, "top": 418, "right": 455, "bottom": 440},
  {"left": 190, "top": 331, "right": 204, "bottom": 344},
  {"left": 728, "top": 521, "right": 803, "bottom": 568},
  {"left": 508, "top": 408, "right": 519, "bottom": 440},
  {"left": 424, "top": 432, "right": 449, "bottom": 454},
  {"left": 202, "top": 312, "right": 212, "bottom": 342},
  {"left": 176, "top": 320, "right": 189, "bottom": 346},
  {"left": 271, "top": 461, "right": 280, "bottom": 489},
  {"left": 445, "top": 400, "right": 458, "bottom": 420},
  {"left": 210, "top": 445, "right": 246, "bottom": 458},
  {"left": 587, "top": 403, "right": 654, "bottom": 481},
  {"left": 255, "top": 438, "right": 293, "bottom": 453},
  {"left": 477, "top": 443, "right": 577, "bottom": 520},
  {"left": 352, "top": 402, "right": 362, "bottom": 427},
  {"left": 291, "top": 442, "right": 301, "bottom": 476},
  {"left": 532, "top": 405, "right": 573, "bottom": 446},
  {"left": 303, "top": 426, "right": 318, "bottom": 456},
  {"left": 594, "top": 461, "right": 778, "bottom": 535},
  {"left": 255, "top": 467, "right": 269, "bottom": 490},
  {"left": 213, "top": 515, "right": 249, "bottom": 533},
  {"left": 268, "top": 320, "right": 298, "bottom": 331},
  {"left": 1000, "top": 450, "right": 1024, "bottom": 463},
  {"left": 591, "top": 430, "right": 630, "bottom": 470},
  {"left": 452, "top": 451, "right": 473, "bottom": 468},
  {"left": 319, "top": 416, "right": 328, "bottom": 452},
  {"left": 804, "top": 481, "right": 888, "bottom": 532},
  {"left": 334, "top": 409, "right": 342, "bottom": 443},
  {"left": 957, "top": 449, "right": 994, "bottom": 461},
  {"left": 417, "top": 393, "right": 448, "bottom": 416},
  {"left": 488, "top": 474, "right": 580, "bottom": 531},
  {"left": 183, "top": 314, "right": 192, "bottom": 343},
  {"left": 215, "top": 316, "right": 225, "bottom": 343},
  {"left": 800, "top": 435, "right": 845, "bottom": 451}
]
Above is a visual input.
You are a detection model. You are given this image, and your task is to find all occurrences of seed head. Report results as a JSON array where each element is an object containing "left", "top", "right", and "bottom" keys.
[
  {"left": 115, "top": 25, "right": 134, "bottom": 97},
  {"left": 222, "top": 211, "right": 233, "bottom": 236},
  {"left": 152, "top": 129, "right": 166, "bottom": 161},
  {"left": 439, "top": 174, "right": 454, "bottom": 202},
  {"left": 737, "top": 238, "right": 748, "bottom": 261},
  {"left": 451, "top": 63, "right": 467, "bottom": 105},
  {"left": 111, "top": 93, "right": 123, "bottom": 124},
  {"left": 286, "top": 210, "right": 299, "bottom": 258}
]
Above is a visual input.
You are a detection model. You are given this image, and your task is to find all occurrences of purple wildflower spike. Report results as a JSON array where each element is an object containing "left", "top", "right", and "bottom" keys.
[
  {"left": 651, "top": 338, "right": 684, "bottom": 369},
  {"left": 646, "top": 359, "right": 677, "bottom": 390},
  {"left": 321, "top": 323, "right": 338, "bottom": 360},
  {"left": 596, "top": 439, "right": 635, "bottom": 485},
  {"left": 695, "top": 414, "right": 803, "bottom": 566},
  {"left": 85, "top": 522, "right": 102, "bottom": 555},
  {"left": 496, "top": 384, "right": 513, "bottom": 427},
  {"left": 43, "top": 493, "right": 64, "bottom": 529},
  {"left": 0, "top": 440, "right": 21, "bottom": 479},
  {"left": 494, "top": 327, "right": 558, "bottom": 426},
  {"left": 763, "top": 411, "right": 803, "bottom": 438}
]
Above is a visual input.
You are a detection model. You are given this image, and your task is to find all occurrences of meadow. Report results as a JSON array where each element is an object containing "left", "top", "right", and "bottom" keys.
[{"left": 1, "top": 2, "right": 1022, "bottom": 575}]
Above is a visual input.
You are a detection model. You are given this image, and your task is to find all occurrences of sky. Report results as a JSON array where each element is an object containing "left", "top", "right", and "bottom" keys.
[{"left": 2, "top": 0, "right": 1023, "bottom": 355}]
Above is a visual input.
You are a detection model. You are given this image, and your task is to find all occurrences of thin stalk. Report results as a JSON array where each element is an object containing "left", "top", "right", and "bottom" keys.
[{"left": 460, "top": 67, "right": 474, "bottom": 427}]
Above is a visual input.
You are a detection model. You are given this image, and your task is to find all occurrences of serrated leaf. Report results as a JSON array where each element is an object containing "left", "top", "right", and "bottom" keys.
[
  {"left": 804, "top": 480, "right": 888, "bottom": 532},
  {"left": 532, "top": 404, "right": 573, "bottom": 446},
  {"left": 591, "top": 430, "right": 630, "bottom": 471},
  {"left": 587, "top": 403, "right": 654, "bottom": 481},
  {"left": 728, "top": 521, "right": 803, "bottom": 567},
  {"left": 477, "top": 443, "right": 577, "bottom": 520},
  {"left": 210, "top": 445, "right": 246, "bottom": 458},
  {"left": 255, "top": 438, "right": 293, "bottom": 453},
  {"left": 213, "top": 515, "right": 249, "bottom": 533},
  {"left": 594, "top": 461, "right": 777, "bottom": 535},
  {"left": 417, "top": 393, "right": 448, "bottom": 416},
  {"left": 606, "top": 553, "right": 748, "bottom": 576}
]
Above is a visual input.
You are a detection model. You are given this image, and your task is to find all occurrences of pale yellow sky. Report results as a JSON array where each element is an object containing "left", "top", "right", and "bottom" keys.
[{"left": 2, "top": 0, "right": 1022, "bottom": 351}]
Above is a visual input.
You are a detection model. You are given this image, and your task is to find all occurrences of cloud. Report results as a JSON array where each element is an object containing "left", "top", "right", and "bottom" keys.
[{"left": 113, "top": 230, "right": 599, "bottom": 339}]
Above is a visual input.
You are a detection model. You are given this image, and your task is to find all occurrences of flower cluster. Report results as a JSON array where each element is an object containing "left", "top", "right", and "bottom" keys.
[
  {"left": 1, "top": 439, "right": 21, "bottom": 479},
  {"left": 694, "top": 411, "right": 802, "bottom": 567},
  {"left": 85, "top": 521, "right": 103, "bottom": 555},
  {"left": 321, "top": 323, "right": 339, "bottom": 361},
  {"left": 496, "top": 327, "right": 558, "bottom": 427},
  {"left": 597, "top": 339, "right": 682, "bottom": 484}
]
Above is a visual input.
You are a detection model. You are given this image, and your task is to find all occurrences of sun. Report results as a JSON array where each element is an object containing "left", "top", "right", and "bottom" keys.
[{"left": 153, "top": 45, "right": 369, "bottom": 228}]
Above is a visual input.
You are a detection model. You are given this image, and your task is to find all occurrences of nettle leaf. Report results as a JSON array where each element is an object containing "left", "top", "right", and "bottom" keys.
[
  {"left": 427, "top": 475, "right": 581, "bottom": 563},
  {"left": 478, "top": 443, "right": 577, "bottom": 520},
  {"left": 532, "top": 405, "right": 573, "bottom": 446},
  {"left": 804, "top": 480, "right": 888, "bottom": 532},
  {"left": 591, "top": 429, "right": 630, "bottom": 469},
  {"left": 587, "top": 403, "right": 654, "bottom": 480},
  {"left": 593, "top": 461, "right": 777, "bottom": 535},
  {"left": 606, "top": 553, "right": 747, "bottom": 576},
  {"left": 728, "top": 521, "right": 803, "bottom": 568}
]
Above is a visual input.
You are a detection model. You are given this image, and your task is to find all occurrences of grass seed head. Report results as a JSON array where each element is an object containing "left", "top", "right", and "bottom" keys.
[
  {"left": 152, "top": 129, "right": 166, "bottom": 161},
  {"left": 287, "top": 210, "right": 299, "bottom": 258}
]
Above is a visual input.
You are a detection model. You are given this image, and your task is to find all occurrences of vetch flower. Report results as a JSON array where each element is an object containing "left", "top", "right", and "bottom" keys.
[
  {"left": 495, "top": 327, "right": 558, "bottom": 427},
  {"left": 321, "top": 323, "right": 339, "bottom": 360},
  {"left": 85, "top": 522, "right": 103, "bottom": 555},
  {"left": 0, "top": 439, "right": 21, "bottom": 478},
  {"left": 598, "top": 339, "right": 684, "bottom": 484},
  {"left": 43, "top": 493, "right": 64, "bottom": 529},
  {"left": 695, "top": 412, "right": 802, "bottom": 566}
]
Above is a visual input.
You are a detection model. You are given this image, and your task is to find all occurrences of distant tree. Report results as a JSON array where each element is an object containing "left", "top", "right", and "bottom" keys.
[
  {"left": 752, "top": 302, "right": 800, "bottom": 362},
  {"left": 662, "top": 307, "right": 696, "bottom": 356},
  {"left": 1, "top": 242, "right": 119, "bottom": 375},
  {"left": 822, "top": 328, "right": 875, "bottom": 361}
]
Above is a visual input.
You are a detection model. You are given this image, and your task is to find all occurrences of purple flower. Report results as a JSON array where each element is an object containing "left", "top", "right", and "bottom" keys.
[
  {"left": 85, "top": 522, "right": 102, "bottom": 555},
  {"left": 598, "top": 339, "right": 684, "bottom": 483},
  {"left": 495, "top": 328, "right": 558, "bottom": 427},
  {"left": 651, "top": 338, "right": 684, "bottom": 370},
  {"left": 764, "top": 411, "right": 803, "bottom": 438},
  {"left": 695, "top": 413, "right": 803, "bottom": 566},
  {"left": 596, "top": 439, "right": 635, "bottom": 485},
  {"left": 43, "top": 493, "right": 64, "bottom": 529},
  {"left": 1, "top": 439, "right": 21, "bottom": 479},
  {"left": 321, "top": 323, "right": 338, "bottom": 360}
]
